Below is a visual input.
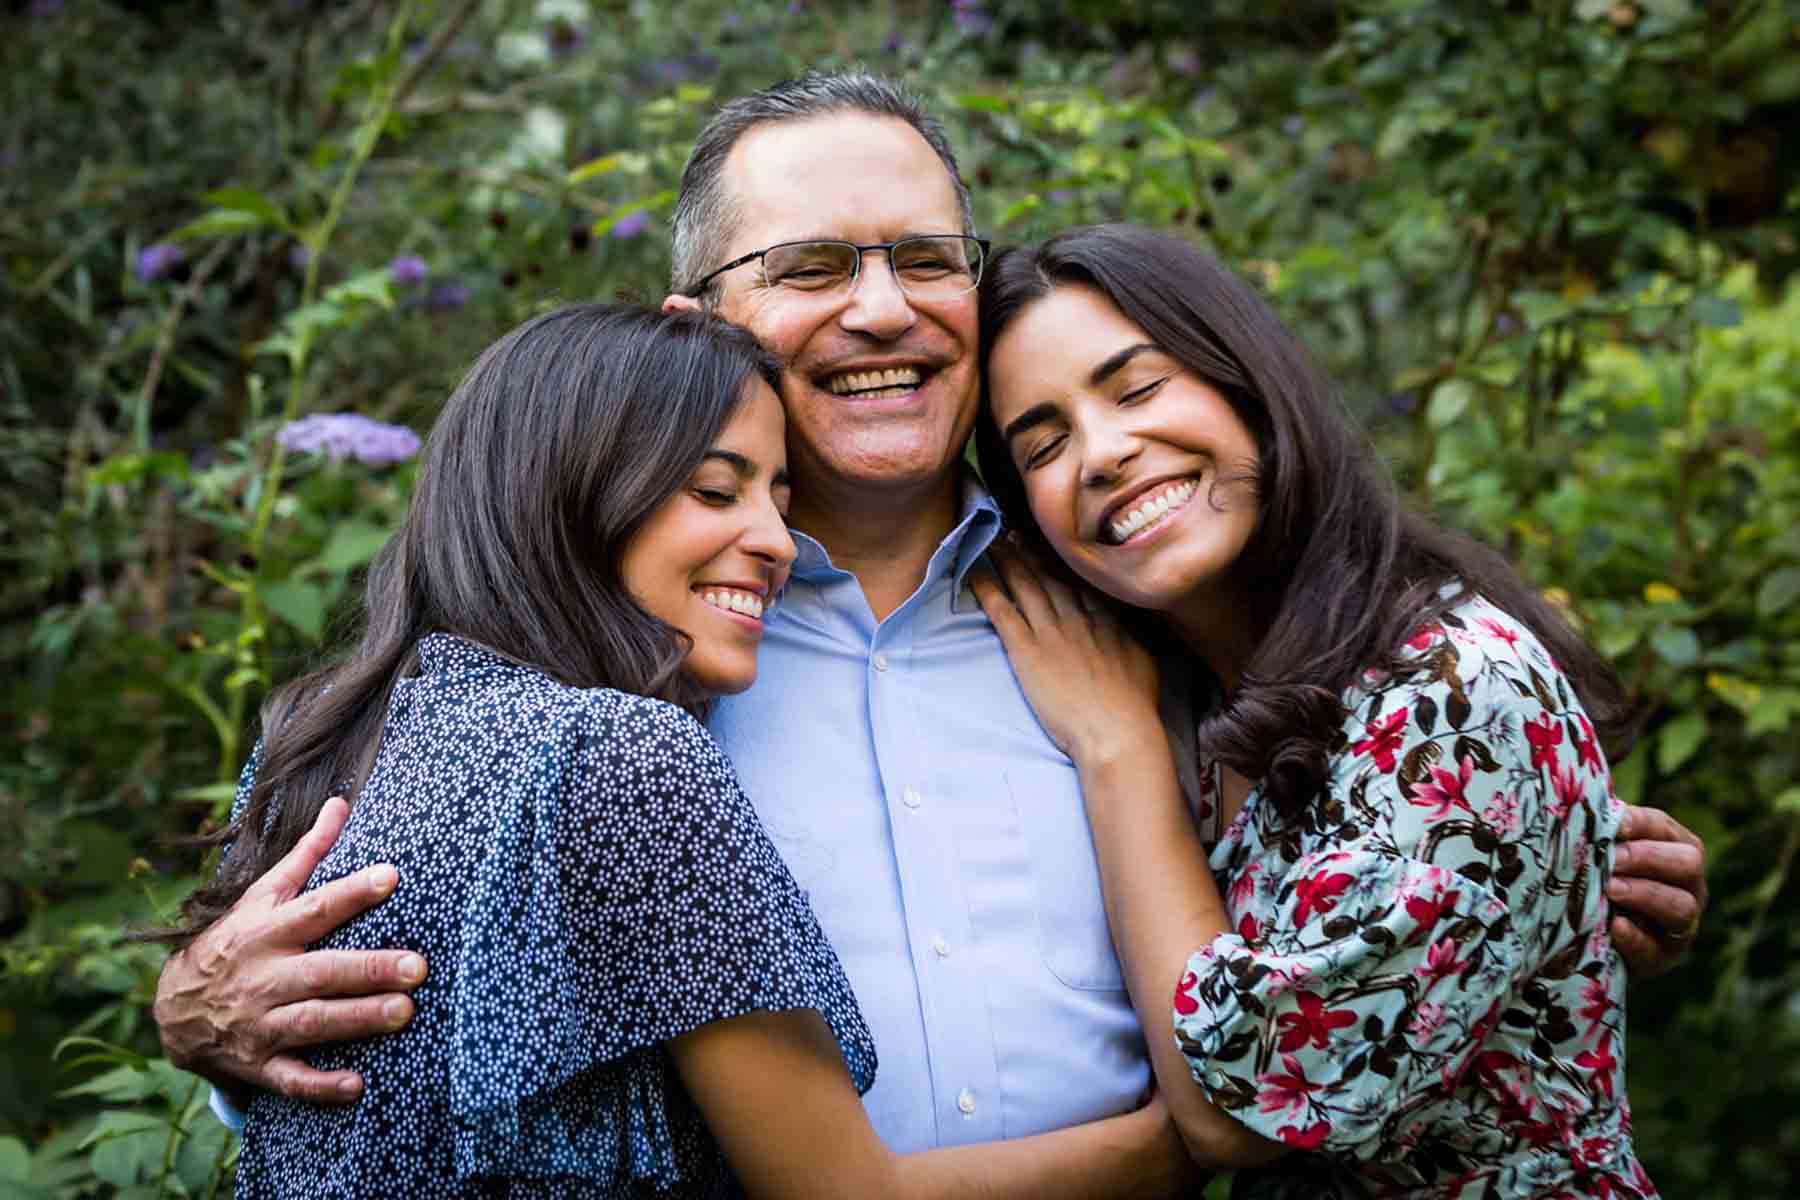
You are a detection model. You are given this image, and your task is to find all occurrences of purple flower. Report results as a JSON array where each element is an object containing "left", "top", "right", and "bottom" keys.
[
  {"left": 951, "top": 0, "right": 992, "bottom": 36},
  {"left": 611, "top": 210, "right": 651, "bottom": 240},
  {"left": 1389, "top": 391, "right": 1419, "bottom": 415},
  {"left": 1048, "top": 189, "right": 1076, "bottom": 205},
  {"left": 288, "top": 242, "right": 311, "bottom": 272},
  {"left": 388, "top": 255, "right": 428, "bottom": 286},
  {"left": 30, "top": 0, "right": 64, "bottom": 17},
  {"left": 425, "top": 280, "right": 469, "bottom": 311},
  {"left": 277, "top": 413, "right": 421, "bottom": 466},
  {"left": 136, "top": 242, "right": 185, "bottom": 283},
  {"left": 882, "top": 29, "right": 904, "bottom": 54}
]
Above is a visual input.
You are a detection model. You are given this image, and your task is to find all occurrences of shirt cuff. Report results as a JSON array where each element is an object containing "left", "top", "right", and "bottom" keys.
[{"left": 208, "top": 1085, "right": 247, "bottom": 1135}]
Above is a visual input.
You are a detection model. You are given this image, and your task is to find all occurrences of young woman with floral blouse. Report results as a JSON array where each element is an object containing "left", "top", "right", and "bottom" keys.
[{"left": 971, "top": 225, "right": 1659, "bottom": 1198}]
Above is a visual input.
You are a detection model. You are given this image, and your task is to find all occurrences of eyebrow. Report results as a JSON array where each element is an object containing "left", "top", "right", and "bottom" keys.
[
  {"left": 999, "top": 342, "right": 1164, "bottom": 443},
  {"left": 1089, "top": 342, "right": 1160, "bottom": 387},
  {"left": 703, "top": 449, "right": 789, "bottom": 488}
]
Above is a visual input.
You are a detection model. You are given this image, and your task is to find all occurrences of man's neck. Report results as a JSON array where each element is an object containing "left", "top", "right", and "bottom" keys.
[{"left": 788, "top": 472, "right": 965, "bottom": 622}]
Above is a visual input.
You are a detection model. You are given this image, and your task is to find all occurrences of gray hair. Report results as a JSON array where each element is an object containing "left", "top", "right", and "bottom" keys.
[{"left": 670, "top": 70, "right": 976, "bottom": 301}]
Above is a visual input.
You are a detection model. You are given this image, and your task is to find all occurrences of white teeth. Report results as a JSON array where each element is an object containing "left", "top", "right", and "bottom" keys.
[
  {"left": 1107, "top": 479, "right": 1199, "bottom": 544},
  {"left": 701, "top": 589, "right": 766, "bottom": 619},
  {"left": 827, "top": 367, "right": 923, "bottom": 395}
]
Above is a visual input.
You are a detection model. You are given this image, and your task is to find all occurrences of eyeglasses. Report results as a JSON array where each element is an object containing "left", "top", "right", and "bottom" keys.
[{"left": 688, "top": 235, "right": 990, "bottom": 301}]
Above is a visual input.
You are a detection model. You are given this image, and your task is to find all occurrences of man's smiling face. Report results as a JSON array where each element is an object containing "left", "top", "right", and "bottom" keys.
[{"left": 703, "top": 112, "right": 980, "bottom": 504}]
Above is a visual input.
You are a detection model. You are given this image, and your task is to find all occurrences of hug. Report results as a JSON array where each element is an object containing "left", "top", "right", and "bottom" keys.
[{"left": 151, "top": 71, "right": 1696, "bottom": 1199}]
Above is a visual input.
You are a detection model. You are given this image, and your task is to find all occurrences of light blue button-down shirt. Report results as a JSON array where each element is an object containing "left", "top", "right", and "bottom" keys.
[
  {"left": 215, "top": 484, "right": 1151, "bottom": 1150},
  {"left": 708, "top": 484, "right": 1150, "bottom": 1152}
]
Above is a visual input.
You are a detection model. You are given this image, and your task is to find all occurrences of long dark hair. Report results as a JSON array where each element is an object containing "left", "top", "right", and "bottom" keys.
[
  {"left": 976, "top": 224, "right": 1634, "bottom": 819},
  {"left": 162, "top": 304, "right": 780, "bottom": 946}
]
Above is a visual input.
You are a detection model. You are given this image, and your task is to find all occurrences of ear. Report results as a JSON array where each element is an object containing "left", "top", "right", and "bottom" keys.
[{"left": 662, "top": 293, "right": 702, "bottom": 316}]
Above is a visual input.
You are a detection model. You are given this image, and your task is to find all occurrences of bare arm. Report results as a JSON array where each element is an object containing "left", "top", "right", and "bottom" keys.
[
  {"left": 154, "top": 797, "right": 428, "bottom": 1105},
  {"left": 671, "top": 1007, "right": 1198, "bottom": 1200},
  {"left": 970, "top": 548, "right": 1282, "bottom": 1170},
  {"left": 1608, "top": 804, "right": 1708, "bottom": 977}
]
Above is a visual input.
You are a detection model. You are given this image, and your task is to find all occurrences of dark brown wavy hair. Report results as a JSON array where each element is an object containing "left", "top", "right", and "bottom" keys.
[
  {"left": 157, "top": 304, "right": 780, "bottom": 946},
  {"left": 976, "top": 224, "right": 1634, "bottom": 819}
]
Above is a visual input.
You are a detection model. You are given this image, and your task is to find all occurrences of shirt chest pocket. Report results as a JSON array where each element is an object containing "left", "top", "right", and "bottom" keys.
[{"left": 1005, "top": 765, "right": 1127, "bottom": 992}]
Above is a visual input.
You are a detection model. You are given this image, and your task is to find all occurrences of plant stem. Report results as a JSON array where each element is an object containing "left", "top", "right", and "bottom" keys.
[{"left": 219, "top": 1, "right": 418, "bottom": 780}]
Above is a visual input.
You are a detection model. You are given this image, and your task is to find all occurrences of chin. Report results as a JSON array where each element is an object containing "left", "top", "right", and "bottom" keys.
[{"left": 686, "top": 657, "right": 757, "bottom": 696}]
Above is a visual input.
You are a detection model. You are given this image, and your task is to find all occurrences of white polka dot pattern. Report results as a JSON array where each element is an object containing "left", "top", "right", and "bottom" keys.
[{"left": 233, "top": 633, "right": 876, "bottom": 1197}]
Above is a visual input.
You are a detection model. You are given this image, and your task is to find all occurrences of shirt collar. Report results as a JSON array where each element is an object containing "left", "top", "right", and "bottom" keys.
[{"left": 786, "top": 475, "right": 1004, "bottom": 612}]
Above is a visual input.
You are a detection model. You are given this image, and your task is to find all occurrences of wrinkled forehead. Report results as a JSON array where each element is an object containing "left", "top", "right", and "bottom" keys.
[{"left": 720, "top": 113, "right": 965, "bottom": 252}]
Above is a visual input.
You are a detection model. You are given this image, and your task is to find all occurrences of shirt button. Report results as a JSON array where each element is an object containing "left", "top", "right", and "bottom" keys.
[
  {"left": 902, "top": 787, "right": 922, "bottom": 810},
  {"left": 931, "top": 935, "right": 950, "bottom": 958},
  {"left": 872, "top": 652, "right": 890, "bottom": 672},
  {"left": 957, "top": 1088, "right": 977, "bottom": 1115}
]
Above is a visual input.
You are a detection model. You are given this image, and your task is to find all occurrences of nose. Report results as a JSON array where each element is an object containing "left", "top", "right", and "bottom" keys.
[
  {"left": 838, "top": 250, "right": 917, "bottom": 340},
  {"left": 1081, "top": 416, "right": 1141, "bottom": 489},
  {"left": 742, "top": 494, "right": 798, "bottom": 575}
]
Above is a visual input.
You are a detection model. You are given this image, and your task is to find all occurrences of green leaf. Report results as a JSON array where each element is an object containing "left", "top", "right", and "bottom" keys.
[
  {"left": 1649, "top": 626, "right": 1701, "bottom": 667},
  {"left": 0, "top": 1137, "right": 28, "bottom": 1182},
  {"left": 956, "top": 92, "right": 1012, "bottom": 113},
  {"left": 1689, "top": 295, "right": 1742, "bottom": 328},
  {"left": 1755, "top": 566, "right": 1800, "bottom": 619},
  {"left": 60, "top": 1064, "right": 161, "bottom": 1104},
  {"left": 199, "top": 187, "right": 290, "bottom": 230},
  {"left": 170, "top": 207, "right": 270, "bottom": 241},
  {"left": 87, "top": 451, "right": 190, "bottom": 487},
  {"left": 309, "top": 521, "right": 393, "bottom": 574},
  {"left": 262, "top": 577, "right": 328, "bottom": 641},
  {"left": 175, "top": 780, "right": 241, "bottom": 804},
  {"left": 1657, "top": 712, "right": 1708, "bottom": 773},
  {"left": 1428, "top": 379, "right": 1474, "bottom": 429}
]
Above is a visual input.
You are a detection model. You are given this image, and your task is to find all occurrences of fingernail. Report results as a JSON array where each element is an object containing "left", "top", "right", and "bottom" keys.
[
  {"left": 383, "top": 997, "right": 411, "bottom": 1026},
  {"left": 1613, "top": 844, "right": 1631, "bottom": 868},
  {"left": 397, "top": 954, "right": 425, "bottom": 984},
  {"left": 371, "top": 865, "right": 398, "bottom": 895},
  {"left": 339, "top": 1077, "right": 362, "bottom": 1098}
]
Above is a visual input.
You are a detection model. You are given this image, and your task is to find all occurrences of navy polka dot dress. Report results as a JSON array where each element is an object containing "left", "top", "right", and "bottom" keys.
[{"left": 233, "top": 634, "right": 876, "bottom": 1197}]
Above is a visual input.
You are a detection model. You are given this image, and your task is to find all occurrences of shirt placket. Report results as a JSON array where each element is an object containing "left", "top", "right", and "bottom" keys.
[{"left": 865, "top": 594, "right": 1001, "bottom": 1146}]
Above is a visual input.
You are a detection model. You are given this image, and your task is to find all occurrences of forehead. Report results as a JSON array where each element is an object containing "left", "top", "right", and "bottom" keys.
[{"left": 720, "top": 112, "right": 964, "bottom": 252}]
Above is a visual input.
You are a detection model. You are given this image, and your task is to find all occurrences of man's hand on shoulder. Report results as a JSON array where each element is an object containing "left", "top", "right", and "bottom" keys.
[
  {"left": 154, "top": 796, "right": 428, "bottom": 1105},
  {"left": 1608, "top": 804, "right": 1708, "bottom": 979}
]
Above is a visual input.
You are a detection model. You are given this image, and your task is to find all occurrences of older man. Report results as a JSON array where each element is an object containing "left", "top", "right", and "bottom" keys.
[{"left": 156, "top": 72, "right": 1708, "bottom": 1154}]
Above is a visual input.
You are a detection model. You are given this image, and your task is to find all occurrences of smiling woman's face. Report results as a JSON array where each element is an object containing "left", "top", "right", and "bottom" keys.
[
  {"left": 618, "top": 379, "right": 796, "bottom": 695},
  {"left": 987, "top": 284, "right": 1262, "bottom": 616}
]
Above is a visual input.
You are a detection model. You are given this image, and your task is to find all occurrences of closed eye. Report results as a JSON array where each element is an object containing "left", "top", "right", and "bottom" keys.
[
  {"left": 1022, "top": 433, "right": 1067, "bottom": 471},
  {"left": 1121, "top": 376, "right": 1170, "bottom": 405},
  {"left": 695, "top": 488, "right": 736, "bottom": 505}
]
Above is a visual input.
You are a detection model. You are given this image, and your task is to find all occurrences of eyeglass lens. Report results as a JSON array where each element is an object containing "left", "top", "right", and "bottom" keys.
[{"left": 761, "top": 237, "right": 984, "bottom": 296}]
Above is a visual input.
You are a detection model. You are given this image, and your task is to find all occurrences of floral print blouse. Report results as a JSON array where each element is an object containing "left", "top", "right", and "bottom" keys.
[{"left": 1176, "top": 595, "right": 1658, "bottom": 1199}]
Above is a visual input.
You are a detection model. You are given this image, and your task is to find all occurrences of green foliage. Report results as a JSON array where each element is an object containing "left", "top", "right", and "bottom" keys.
[{"left": 3, "top": 0, "right": 1796, "bottom": 1194}]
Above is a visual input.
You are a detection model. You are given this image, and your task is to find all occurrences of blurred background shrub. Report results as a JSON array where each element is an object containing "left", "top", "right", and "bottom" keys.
[{"left": 2, "top": 0, "right": 1796, "bottom": 1194}]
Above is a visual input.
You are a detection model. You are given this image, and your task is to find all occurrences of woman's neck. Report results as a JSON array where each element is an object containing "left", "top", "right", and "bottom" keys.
[{"left": 1163, "top": 579, "right": 1262, "bottom": 693}]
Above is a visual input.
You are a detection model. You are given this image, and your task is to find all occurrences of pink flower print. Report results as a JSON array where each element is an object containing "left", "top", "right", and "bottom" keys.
[
  {"left": 1580, "top": 973, "right": 1615, "bottom": 1025},
  {"left": 1408, "top": 1001, "right": 1446, "bottom": 1041},
  {"left": 1549, "top": 757, "right": 1585, "bottom": 820},
  {"left": 1575, "top": 713, "right": 1604, "bottom": 774},
  {"left": 1229, "top": 861, "right": 1262, "bottom": 915},
  {"left": 1477, "top": 616, "right": 1521, "bottom": 648},
  {"left": 1293, "top": 869, "right": 1355, "bottom": 924},
  {"left": 1275, "top": 991, "right": 1358, "bottom": 1053},
  {"left": 1174, "top": 970, "right": 1200, "bottom": 1016},
  {"left": 1404, "top": 885, "right": 1462, "bottom": 932},
  {"left": 1278, "top": 1121, "right": 1332, "bottom": 1150},
  {"left": 1410, "top": 754, "right": 1475, "bottom": 822},
  {"left": 1406, "top": 623, "right": 1442, "bottom": 651},
  {"left": 1352, "top": 706, "right": 1409, "bottom": 772},
  {"left": 1237, "top": 911, "right": 1260, "bottom": 945},
  {"left": 1481, "top": 788, "right": 1521, "bottom": 835},
  {"left": 1415, "top": 936, "right": 1467, "bottom": 985},
  {"left": 1256, "top": 1053, "right": 1322, "bottom": 1118},
  {"left": 1524, "top": 711, "right": 1564, "bottom": 772},
  {"left": 1574, "top": 1031, "right": 1619, "bottom": 1102}
]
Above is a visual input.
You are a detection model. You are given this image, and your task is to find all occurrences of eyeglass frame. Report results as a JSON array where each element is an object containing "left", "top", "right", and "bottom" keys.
[{"left": 684, "top": 234, "right": 992, "bottom": 299}]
